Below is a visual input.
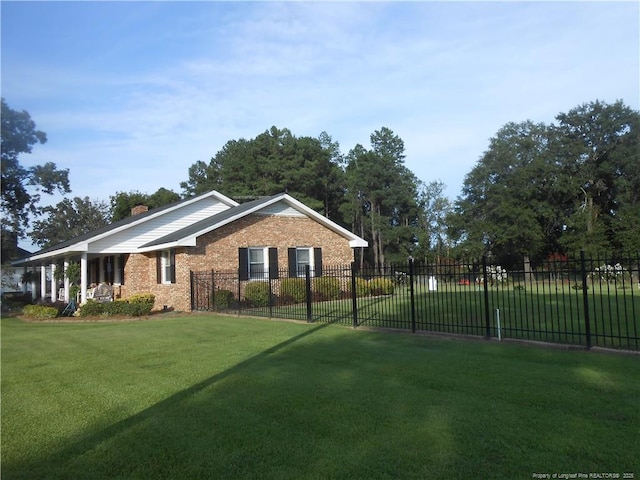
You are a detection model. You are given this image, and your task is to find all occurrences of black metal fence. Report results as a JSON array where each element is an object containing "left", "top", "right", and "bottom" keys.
[{"left": 191, "top": 252, "right": 640, "bottom": 350}]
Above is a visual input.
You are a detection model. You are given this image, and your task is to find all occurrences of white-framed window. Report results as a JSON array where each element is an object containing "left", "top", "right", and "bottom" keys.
[
  {"left": 295, "top": 247, "right": 312, "bottom": 277},
  {"left": 288, "top": 247, "right": 322, "bottom": 278},
  {"left": 249, "top": 247, "right": 268, "bottom": 280},
  {"left": 239, "top": 247, "right": 278, "bottom": 281},
  {"left": 158, "top": 249, "right": 175, "bottom": 284}
]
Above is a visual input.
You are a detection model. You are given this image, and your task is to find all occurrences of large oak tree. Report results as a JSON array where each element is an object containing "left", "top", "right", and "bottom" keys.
[
  {"left": 30, "top": 197, "right": 111, "bottom": 248},
  {"left": 1, "top": 98, "right": 70, "bottom": 255},
  {"left": 451, "top": 100, "right": 640, "bottom": 261}
]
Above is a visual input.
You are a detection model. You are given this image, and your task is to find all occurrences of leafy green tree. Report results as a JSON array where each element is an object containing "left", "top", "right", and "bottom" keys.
[
  {"left": 312, "top": 131, "right": 346, "bottom": 219},
  {"left": 559, "top": 200, "right": 609, "bottom": 257},
  {"left": 110, "top": 191, "right": 149, "bottom": 222},
  {"left": 1, "top": 98, "right": 70, "bottom": 239},
  {"left": 148, "top": 188, "right": 182, "bottom": 210},
  {"left": 109, "top": 188, "right": 181, "bottom": 222},
  {"left": 554, "top": 100, "right": 640, "bottom": 254},
  {"left": 180, "top": 159, "right": 222, "bottom": 197},
  {"left": 451, "top": 100, "right": 640, "bottom": 261},
  {"left": 29, "top": 197, "right": 110, "bottom": 248},
  {"left": 181, "top": 127, "right": 346, "bottom": 221},
  {"left": 451, "top": 121, "right": 566, "bottom": 261},
  {"left": 613, "top": 204, "right": 640, "bottom": 254},
  {"left": 415, "top": 180, "right": 453, "bottom": 261},
  {"left": 343, "top": 127, "right": 419, "bottom": 270}
]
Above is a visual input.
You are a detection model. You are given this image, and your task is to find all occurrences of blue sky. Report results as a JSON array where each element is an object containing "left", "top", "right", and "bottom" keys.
[{"left": 2, "top": 1, "right": 639, "bottom": 216}]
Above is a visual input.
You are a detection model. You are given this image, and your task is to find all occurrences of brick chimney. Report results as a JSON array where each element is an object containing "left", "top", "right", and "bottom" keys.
[{"left": 131, "top": 205, "right": 149, "bottom": 216}]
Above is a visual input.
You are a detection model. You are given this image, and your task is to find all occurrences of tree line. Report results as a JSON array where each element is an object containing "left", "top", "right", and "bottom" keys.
[
  {"left": 2, "top": 97, "right": 638, "bottom": 272},
  {"left": 452, "top": 100, "right": 639, "bottom": 263}
]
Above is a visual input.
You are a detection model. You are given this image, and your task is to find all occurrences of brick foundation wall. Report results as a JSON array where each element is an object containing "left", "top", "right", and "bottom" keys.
[{"left": 119, "top": 214, "right": 358, "bottom": 312}]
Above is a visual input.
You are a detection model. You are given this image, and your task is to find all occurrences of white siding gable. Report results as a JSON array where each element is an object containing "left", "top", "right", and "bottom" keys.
[
  {"left": 256, "top": 200, "right": 306, "bottom": 217},
  {"left": 89, "top": 197, "right": 232, "bottom": 253}
]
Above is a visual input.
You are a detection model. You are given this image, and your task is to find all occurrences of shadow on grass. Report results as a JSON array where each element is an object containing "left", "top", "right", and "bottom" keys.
[
  {"left": 4, "top": 320, "right": 639, "bottom": 480},
  {"left": 3, "top": 322, "right": 334, "bottom": 479}
]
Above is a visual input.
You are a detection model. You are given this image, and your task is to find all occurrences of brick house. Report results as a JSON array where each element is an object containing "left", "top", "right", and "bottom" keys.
[{"left": 13, "top": 191, "right": 368, "bottom": 312}]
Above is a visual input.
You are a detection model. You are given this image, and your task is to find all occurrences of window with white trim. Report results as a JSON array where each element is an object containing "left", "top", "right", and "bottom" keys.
[
  {"left": 288, "top": 247, "right": 322, "bottom": 278},
  {"left": 249, "top": 247, "right": 267, "bottom": 280},
  {"left": 295, "top": 247, "right": 312, "bottom": 277},
  {"left": 158, "top": 249, "right": 176, "bottom": 284},
  {"left": 239, "top": 247, "right": 279, "bottom": 281}
]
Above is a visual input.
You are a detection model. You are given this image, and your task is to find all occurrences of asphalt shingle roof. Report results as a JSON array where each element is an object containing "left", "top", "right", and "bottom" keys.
[{"left": 140, "top": 194, "right": 283, "bottom": 248}]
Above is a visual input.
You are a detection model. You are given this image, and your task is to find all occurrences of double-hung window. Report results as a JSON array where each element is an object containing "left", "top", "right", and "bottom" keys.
[
  {"left": 288, "top": 247, "right": 323, "bottom": 278},
  {"left": 295, "top": 248, "right": 311, "bottom": 277},
  {"left": 249, "top": 247, "right": 267, "bottom": 280},
  {"left": 157, "top": 249, "right": 176, "bottom": 284},
  {"left": 239, "top": 247, "right": 279, "bottom": 281}
]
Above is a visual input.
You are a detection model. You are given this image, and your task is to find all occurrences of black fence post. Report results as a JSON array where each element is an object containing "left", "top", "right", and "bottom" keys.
[
  {"left": 482, "top": 255, "right": 491, "bottom": 339},
  {"left": 409, "top": 257, "right": 416, "bottom": 333},
  {"left": 210, "top": 269, "right": 215, "bottom": 310},
  {"left": 268, "top": 276, "right": 274, "bottom": 318},
  {"left": 190, "top": 270, "right": 195, "bottom": 311},
  {"left": 237, "top": 270, "right": 242, "bottom": 316},
  {"left": 305, "top": 265, "right": 313, "bottom": 323},
  {"left": 580, "top": 250, "right": 592, "bottom": 349},
  {"left": 351, "top": 262, "right": 358, "bottom": 328}
]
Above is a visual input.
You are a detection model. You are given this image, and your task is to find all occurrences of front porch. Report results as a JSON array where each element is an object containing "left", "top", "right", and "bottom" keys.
[{"left": 18, "top": 254, "right": 126, "bottom": 305}]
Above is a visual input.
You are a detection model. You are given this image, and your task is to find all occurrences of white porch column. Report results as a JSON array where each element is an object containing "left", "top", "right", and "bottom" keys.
[
  {"left": 80, "top": 253, "right": 88, "bottom": 304},
  {"left": 40, "top": 264, "right": 47, "bottom": 301},
  {"left": 63, "top": 259, "right": 70, "bottom": 302},
  {"left": 30, "top": 265, "right": 37, "bottom": 301},
  {"left": 113, "top": 255, "right": 121, "bottom": 284},
  {"left": 50, "top": 263, "right": 57, "bottom": 303}
]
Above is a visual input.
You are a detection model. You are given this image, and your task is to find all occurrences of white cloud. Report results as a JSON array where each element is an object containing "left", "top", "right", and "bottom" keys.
[{"left": 3, "top": 0, "right": 638, "bottom": 218}]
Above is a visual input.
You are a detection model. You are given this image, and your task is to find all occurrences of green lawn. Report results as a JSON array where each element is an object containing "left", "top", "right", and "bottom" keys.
[
  {"left": 357, "top": 283, "right": 640, "bottom": 348},
  {"left": 2, "top": 315, "right": 639, "bottom": 479},
  {"left": 257, "top": 281, "right": 639, "bottom": 349}
]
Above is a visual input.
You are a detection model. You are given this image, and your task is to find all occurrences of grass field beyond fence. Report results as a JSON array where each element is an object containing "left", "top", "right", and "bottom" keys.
[
  {"left": 2, "top": 315, "right": 639, "bottom": 480},
  {"left": 197, "top": 255, "right": 640, "bottom": 350}
]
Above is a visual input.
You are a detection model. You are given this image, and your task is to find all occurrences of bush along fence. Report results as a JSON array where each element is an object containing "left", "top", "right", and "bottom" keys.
[{"left": 190, "top": 252, "right": 639, "bottom": 351}]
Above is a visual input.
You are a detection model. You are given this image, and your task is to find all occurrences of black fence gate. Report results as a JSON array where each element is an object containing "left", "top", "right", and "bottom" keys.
[
  {"left": 190, "top": 270, "right": 214, "bottom": 311},
  {"left": 191, "top": 270, "right": 242, "bottom": 312}
]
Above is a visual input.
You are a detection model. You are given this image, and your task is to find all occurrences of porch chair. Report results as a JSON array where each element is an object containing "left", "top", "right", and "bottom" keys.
[
  {"left": 61, "top": 298, "right": 77, "bottom": 316},
  {"left": 93, "top": 282, "right": 113, "bottom": 303}
]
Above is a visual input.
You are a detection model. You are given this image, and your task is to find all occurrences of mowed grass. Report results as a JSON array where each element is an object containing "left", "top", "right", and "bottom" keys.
[
  {"left": 2, "top": 315, "right": 639, "bottom": 480},
  {"left": 250, "top": 280, "right": 640, "bottom": 349}
]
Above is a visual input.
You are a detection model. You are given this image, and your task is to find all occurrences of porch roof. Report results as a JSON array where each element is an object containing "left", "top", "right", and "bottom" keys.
[{"left": 12, "top": 190, "right": 239, "bottom": 265}]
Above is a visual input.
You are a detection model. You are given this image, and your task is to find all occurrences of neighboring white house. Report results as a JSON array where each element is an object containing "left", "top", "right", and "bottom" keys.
[{"left": 2, "top": 244, "right": 40, "bottom": 297}]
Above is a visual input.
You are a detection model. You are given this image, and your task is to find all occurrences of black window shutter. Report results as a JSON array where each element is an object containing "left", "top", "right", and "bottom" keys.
[
  {"left": 156, "top": 251, "right": 162, "bottom": 284},
  {"left": 170, "top": 249, "right": 176, "bottom": 283},
  {"left": 268, "top": 247, "right": 279, "bottom": 279},
  {"left": 314, "top": 248, "right": 323, "bottom": 277},
  {"left": 238, "top": 248, "right": 249, "bottom": 281},
  {"left": 288, "top": 248, "right": 297, "bottom": 278}
]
